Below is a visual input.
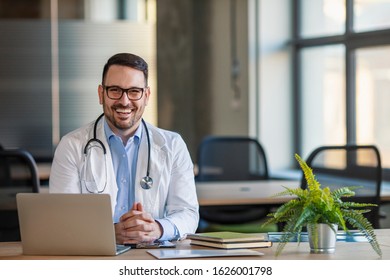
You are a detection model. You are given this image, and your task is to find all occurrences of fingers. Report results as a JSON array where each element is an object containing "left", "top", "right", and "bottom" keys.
[
  {"left": 133, "top": 202, "right": 143, "bottom": 212},
  {"left": 120, "top": 203, "right": 151, "bottom": 222},
  {"left": 115, "top": 232, "right": 156, "bottom": 244},
  {"left": 115, "top": 202, "right": 162, "bottom": 244},
  {"left": 115, "top": 222, "right": 159, "bottom": 244},
  {"left": 120, "top": 211, "right": 154, "bottom": 225}
]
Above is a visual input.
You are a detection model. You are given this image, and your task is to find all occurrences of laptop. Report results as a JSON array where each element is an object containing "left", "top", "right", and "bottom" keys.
[{"left": 16, "top": 193, "right": 130, "bottom": 256}]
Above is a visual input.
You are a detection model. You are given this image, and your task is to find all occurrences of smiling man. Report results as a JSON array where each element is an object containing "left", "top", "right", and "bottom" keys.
[{"left": 49, "top": 53, "right": 199, "bottom": 245}]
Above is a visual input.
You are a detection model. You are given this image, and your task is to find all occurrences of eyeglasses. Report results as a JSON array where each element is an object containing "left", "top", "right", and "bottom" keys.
[{"left": 103, "top": 85, "right": 145, "bottom": 101}]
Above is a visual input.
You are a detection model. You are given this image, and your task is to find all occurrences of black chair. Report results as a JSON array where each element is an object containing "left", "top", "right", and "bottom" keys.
[
  {"left": 196, "top": 136, "right": 274, "bottom": 232},
  {"left": 0, "top": 148, "right": 40, "bottom": 241},
  {"left": 196, "top": 136, "right": 269, "bottom": 182},
  {"left": 300, "top": 145, "right": 382, "bottom": 229}
]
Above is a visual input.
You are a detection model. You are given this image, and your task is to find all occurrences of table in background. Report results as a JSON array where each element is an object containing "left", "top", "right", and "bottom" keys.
[
  {"left": 36, "top": 162, "right": 51, "bottom": 185},
  {"left": 196, "top": 180, "right": 299, "bottom": 206},
  {"left": 196, "top": 180, "right": 390, "bottom": 206}
]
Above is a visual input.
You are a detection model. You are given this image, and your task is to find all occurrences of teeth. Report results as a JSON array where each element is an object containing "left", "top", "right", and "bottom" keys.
[{"left": 116, "top": 109, "right": 132, "bottom": 113}]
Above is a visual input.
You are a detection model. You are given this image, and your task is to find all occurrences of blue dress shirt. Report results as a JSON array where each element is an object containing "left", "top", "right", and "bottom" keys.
[
  {"left": 104, "top": 120, "right": 141, "bottom": 223},
  {"left": 104, "top": 119, "right": 178, "bottom": 240}
]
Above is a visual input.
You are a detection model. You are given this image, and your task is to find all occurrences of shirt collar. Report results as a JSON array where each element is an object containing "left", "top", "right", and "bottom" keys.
[{"left": 103, "top": 117, "right": 143, "bottom": 143}]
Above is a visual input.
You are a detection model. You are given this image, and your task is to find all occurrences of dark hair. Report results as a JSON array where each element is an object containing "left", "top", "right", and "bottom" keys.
[{"left": 102, "top": 53, "right": 149, "bottom": 86}]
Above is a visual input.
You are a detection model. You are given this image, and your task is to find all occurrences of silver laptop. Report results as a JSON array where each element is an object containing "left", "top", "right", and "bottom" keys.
[{"left": 16, "top": 193, "right": 130, "bottom": 256}]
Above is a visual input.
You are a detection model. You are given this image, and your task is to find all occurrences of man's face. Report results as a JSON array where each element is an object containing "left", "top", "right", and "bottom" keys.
[{"left": 98, "top": 65, "right": 150, "bottom": 137}]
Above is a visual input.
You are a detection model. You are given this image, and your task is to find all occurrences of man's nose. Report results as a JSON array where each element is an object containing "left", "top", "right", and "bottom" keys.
[{"left": 118, "top": 90, "right": 131, "bottom": 103}]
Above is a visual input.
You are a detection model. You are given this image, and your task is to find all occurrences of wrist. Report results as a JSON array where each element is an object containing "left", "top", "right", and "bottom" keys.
[{"left": 155, "top": 220, "right": 163, "bottom": 240}]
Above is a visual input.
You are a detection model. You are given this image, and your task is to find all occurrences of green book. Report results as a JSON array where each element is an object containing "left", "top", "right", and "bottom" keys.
[
  {"left": 189, "top": 239, "right": 272, "bottom": 249},
  {"left": 186, "top": 231, "right": 268, "bottom": 243}
]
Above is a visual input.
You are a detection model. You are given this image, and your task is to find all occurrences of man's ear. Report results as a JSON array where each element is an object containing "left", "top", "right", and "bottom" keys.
[
  {"left": 144, "top": 86, "right": 151, "bottom": 106},
  {"left": 98, "top": 85, "right": 104, "bottom": 105}
]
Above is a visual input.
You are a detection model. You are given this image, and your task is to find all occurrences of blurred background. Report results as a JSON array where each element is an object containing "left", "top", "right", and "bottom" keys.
[{"left": 1, "top": 0, "right": 390, "bottom": 177}]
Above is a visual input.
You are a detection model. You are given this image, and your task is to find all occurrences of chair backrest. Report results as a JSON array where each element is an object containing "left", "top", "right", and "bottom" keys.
[
  {"left": 0, "top": 144, "right": 10, "bottom": 186},
  {"left": 195, "top": 136, "right": 270, "bottom": 225},
  {"left": 0, "top": 148, "right": 40, "bottom": 241},
  {"left": 300, "top": 145, "right": 382, "bottom": 228},
  {"left": 196, "top": 136, "right": 269, "bottom": 182},
  {"left": 0, "top": 148, "right": 40, "bottom": 192}
]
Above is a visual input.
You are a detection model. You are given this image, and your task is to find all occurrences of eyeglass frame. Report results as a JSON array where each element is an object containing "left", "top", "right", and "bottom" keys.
[{"left": 102, "top": 85, "right": 147, "bottom": 101}]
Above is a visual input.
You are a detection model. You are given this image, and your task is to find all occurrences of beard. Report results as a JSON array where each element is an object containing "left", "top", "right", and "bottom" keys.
[{"left": 103, "top": 103, "right": 143, "bottom": 132}]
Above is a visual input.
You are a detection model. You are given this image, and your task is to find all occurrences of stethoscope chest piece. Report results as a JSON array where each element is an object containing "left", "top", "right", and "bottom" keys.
[{"left": 140, "top": 176, "right": 153, "bottom": 190}]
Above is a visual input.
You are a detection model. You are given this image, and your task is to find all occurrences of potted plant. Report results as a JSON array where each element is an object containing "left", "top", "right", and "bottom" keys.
[{"left": 262, "top": 154, "right": 382, "bottom": 257}]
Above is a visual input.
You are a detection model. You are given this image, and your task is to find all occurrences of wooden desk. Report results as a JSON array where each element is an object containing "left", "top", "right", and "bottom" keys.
[
  {"left": 0, "top": 229, "right": 389, "bottom": 260},
  {"left": 196, "top": 180, "right": 390, "bottom": 206}
]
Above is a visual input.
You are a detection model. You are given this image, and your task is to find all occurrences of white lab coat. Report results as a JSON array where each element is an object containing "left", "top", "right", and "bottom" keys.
[{"left": 49, "top": 117, "right": 199, "bottom": 238}]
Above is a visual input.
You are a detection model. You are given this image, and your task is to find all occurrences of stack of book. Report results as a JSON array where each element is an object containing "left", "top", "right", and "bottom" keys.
[{"left": 186, "top": 231, "right": 272, "bottom": 249}]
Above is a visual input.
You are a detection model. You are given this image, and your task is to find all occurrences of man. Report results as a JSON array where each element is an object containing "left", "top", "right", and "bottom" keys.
[{"left": 50, "top": 53, "right": 199, "bottom": 245}]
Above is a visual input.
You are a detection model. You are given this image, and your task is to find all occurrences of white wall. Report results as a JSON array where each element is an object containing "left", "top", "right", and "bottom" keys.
[
  {"left": 209, "top": 0, "right": 249, "bottom": 136},
  {"left": 249, "top": 0, "right": 294, "bottom": 171}
]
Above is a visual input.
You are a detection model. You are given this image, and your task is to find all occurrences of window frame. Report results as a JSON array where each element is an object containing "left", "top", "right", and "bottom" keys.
[{"left": 292, "top": 0, "right": 390, "bottom": 180}]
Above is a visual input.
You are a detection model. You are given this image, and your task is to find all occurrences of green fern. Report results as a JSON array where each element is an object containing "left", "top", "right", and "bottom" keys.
[
  {"left": 295, "top": 153, "right": 320, "bottom": 192},
  {"left": 262, "top": 154, "right": 382, "bottom": 257}
]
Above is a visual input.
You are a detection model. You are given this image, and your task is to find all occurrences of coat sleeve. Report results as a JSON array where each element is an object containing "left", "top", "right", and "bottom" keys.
[{"left": 163, "top": 135, "right": 199, "bottom": 238}]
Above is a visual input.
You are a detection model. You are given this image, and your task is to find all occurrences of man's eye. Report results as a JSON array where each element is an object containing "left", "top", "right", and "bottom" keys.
[
  {"left": 109, "top": 87, "right": 120, "bottom": 93},
  {"left": 129, "top": 88, "right": 142, "bottom": 94}
]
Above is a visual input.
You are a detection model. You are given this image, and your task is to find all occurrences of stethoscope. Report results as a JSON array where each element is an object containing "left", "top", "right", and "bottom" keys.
[{"left": 82, "top": 113, "right": 153, "bottom": 193}]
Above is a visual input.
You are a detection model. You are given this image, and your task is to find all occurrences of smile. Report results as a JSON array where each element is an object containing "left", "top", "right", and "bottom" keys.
[{"left": 115, "top": 108, "right": 133, "bottom": 114}]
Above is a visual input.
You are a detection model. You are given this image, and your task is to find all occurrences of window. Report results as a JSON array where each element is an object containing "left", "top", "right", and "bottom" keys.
[
  {"left": 294, "top": 0, "right": 390, "bottom": 174},
  {"left": 300, "top": 0, "right": 345, "bottom": 38},
  {"left": 354, "top": 0, "right": 390, "bottom": 32},
  {"left": 301, "top": 45, "right": 346, "bottom": 157},
  {"left": 356, "top": 46, "right": 390, "bottom": 169}
]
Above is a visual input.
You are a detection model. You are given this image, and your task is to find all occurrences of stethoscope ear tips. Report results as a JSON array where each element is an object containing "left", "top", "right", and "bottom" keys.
[{"left": 140, "top": 176, "right": 153, "bottom": 190}]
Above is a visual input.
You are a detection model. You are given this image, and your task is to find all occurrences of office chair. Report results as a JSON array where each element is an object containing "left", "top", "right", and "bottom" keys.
[
  {"left": 0, "top": 144, "right": 9, "bottom": 186},
  {"left": 0, "top": 148, "right": 40, "bottom": 241},
  {"left": 300, "top": 145, "right": 382, "bottom": 229},
  {"left": 196, "top": 136, "right": 276, "bottom": 233}
]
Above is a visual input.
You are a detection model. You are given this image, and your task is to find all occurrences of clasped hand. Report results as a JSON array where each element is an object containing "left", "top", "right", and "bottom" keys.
[{"left": 115, "top": 202, "right": 163, "bottom": 245}]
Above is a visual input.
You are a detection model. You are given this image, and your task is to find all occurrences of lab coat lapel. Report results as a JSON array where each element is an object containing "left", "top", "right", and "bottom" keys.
[
  {"left": 95, "top": 117, "right": 118, "bottom": 206},
  {"left": 135, "top": 124, "right": 165, "bottom": 215}
]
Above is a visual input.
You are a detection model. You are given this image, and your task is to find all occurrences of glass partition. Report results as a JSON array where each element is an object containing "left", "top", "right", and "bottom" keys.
[{"left": 0, "top": 0, "right": 156, "bottom": 159}]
